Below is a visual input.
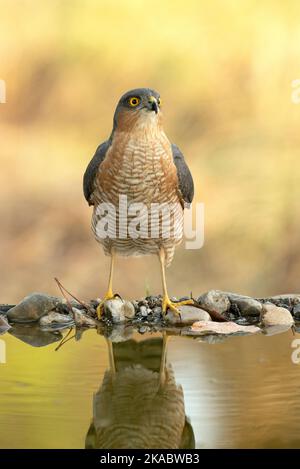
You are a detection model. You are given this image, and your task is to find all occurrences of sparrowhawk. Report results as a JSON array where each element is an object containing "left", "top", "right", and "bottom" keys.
[
  {"left": 83, "top": 88, "right": 194, "bottom": 317},
  {"left": 85, "top": 336, "right": 195, "bottom": 449}
]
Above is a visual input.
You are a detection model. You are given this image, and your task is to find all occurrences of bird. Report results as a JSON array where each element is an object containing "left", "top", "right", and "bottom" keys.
[
  {"left": 85, "top": 335, "right": 195, "bottom": 449},
  {"left": 83, "top": 88, "right": 194, "bottom": 318}
]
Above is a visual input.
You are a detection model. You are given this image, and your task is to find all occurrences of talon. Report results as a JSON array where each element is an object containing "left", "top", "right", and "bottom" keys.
[{"left": 96, "top": 290, "right": 115, "bottom": 319}]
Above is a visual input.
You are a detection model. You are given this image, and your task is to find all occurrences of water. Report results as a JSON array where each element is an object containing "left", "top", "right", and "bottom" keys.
[{"left": 0, "top": 326, "right": 300, "bottom": 448}]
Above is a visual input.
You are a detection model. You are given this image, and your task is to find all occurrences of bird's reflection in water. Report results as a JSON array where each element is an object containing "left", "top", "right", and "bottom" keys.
[{"left": 85, "top": 334, "right": 195, "bottom": 449}]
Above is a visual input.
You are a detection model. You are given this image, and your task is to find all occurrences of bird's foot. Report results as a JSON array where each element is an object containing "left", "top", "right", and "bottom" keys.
[
  {"left": 162, "top": 296, "right": 194, "bottom": 318},
  {"left": 96, "top": 290, "right": 121, "bottom": 319}
]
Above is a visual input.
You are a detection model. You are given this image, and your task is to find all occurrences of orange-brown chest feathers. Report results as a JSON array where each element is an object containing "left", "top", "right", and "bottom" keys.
[{"left": 94, "top": 111, "right": 180, "bottom": 207}]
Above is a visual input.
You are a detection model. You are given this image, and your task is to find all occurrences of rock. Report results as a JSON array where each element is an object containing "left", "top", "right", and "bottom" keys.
[
  {"left": 72, "top": 308, "right": 96, "bottom": 327},
  {"left": 264, "top": 294, "right": 300, "bottom": 302},
  {"left": 293, "top": 303, "right": 300, "bottom": 313},
  {"left": 39, "top": 312, "right": 74, "bottom": 327},
  {"left": 0, "top": 315, "right": 11, "bottom": 334},
  {"left": 106, "top": 324, "right": 134, "bottom": 342},
  {"left": 138, "top": 299, "right": 148, "bottom": 307},
  {"left": 190, "top": 320, "right": 260, "bottom": 335},
  {"left": 256, "top": 294, "right": 300, "bottom": 311},
  {"left": 228, "top": 294, "right": 263, "bottom": 316},
  {"left": 139, "top": 305, "right": 148, "bottom": 317},
  {"left": 261, "top": 304, "right": 294, "bottom": 327},
  {"left": 145, "top": 295, "right": 160, "bottom": 308},
  {"left": 74, "top": 327, "right": 93, "bottom": 342},
  {"left": 0, "top": 304, "right": 15, "bottom": 314},
  {"left": 293, "top": 303, "right": 300, "bottom": 319},
  {"left": 8, "top": 324, "right": 62, "bottom": 347},
  {"left": 197, "top": 290, "right": 230, "bottom": 314},
  {"left": 263, "top": 324, "right": 293, "bottom": 336},
  {"left": 179, "top": 296, "right": 191, "bottom": 302},
  {"left": 70, "top": 300, "right": 86, "bottom": 310},
  {"left": 7, "top": 293, "right": 59, "bottom": 323},
  {"left": 153, "top": 306, "right": 162, "bottom": 316},
  {"left": 103, "top": 298, "right": 135, "bottom": 323},
  {"left": 165, "top": 305, "right": 211, "bottom": 325},
  {"left": 195, "top": 334, "right": 229, "bottom": 344}
]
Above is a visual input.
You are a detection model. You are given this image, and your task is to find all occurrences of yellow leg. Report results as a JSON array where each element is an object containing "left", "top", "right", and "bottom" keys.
[
  {"left": 158, "top": 331, "right": 169, "bottom": 388},
  {"left": 158, "top": 247, "right": 194, "bottom": 316},
  {"left": 96, "top": 249, "right": 115, "bottom": 319}
]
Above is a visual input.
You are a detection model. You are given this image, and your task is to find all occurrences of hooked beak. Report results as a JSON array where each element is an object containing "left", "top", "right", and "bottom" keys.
[{"left": 147, "top": 96, "right": 159, "bottom": 114}]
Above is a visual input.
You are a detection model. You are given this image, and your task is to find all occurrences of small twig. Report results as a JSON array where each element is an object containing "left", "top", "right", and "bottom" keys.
[
  {"left": 54, "top": 278, "right": 73, "bottom": 312},
  {"left": 190, "top": 296, "right": 228, "bottom": 322}
]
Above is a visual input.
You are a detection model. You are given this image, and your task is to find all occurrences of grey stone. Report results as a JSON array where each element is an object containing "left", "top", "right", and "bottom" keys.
[
  {"left": 55, "top": 302, "right": 72, "bottom": 315},
  {"left": 72, "top": 308, "right": 96, "bottom": 327},
  {"left": 228, "top": 294, "right": 263, "bottom": 316},
  {"left": 235, "top": 317, "right": 250, "bottom": 325},
  {"left": 39, "top": 312, "right": 74, "bottom": 327},
  {"left": 263, "top": 324, "right": 293, "bottom": 336},
  {"left": 139, "top": 305, "right": 148, "bottom": 317},
  {"left": 293, "top": 303, "right": 300, "bottom": 313},
  {"left": 70, "top": 300, "right": 86, "bottom": 310},
  {"left": 293, "top": 303, "right": 300, "bottom": 319},
  {"left": 8, "top": 324, "right": 62, "bottom": 347},
  {"left": 7, "top": 293, "right": 60, "bottom": 323},
  {"left": 197, "top": 290, "right": 230, "bottom": 314},
  {"left": 165, "top": 305, "right": 211, "bottom": 325},
  {"left": 138, "top": 299, "right": 148, "bottom": 307},
  {"left": 145, "top": 296, "right": 160, "bottom": 308},
  {"left": 106, "top": 325, "right": 134, "bottom": 342},
  {"left": 0, "top": 304, "right": 15, "bottom": 314},
  {"left": 104, "top": 298, "right": 135, "bottom": 323},
  {"left": 74, "top": 328, "right": 92, "bottom": 342},
  {"left": 153, "top": 306, "right": 162, "bottom": 315},
  {"left": 0, "top": 314, "right": 11, "bottom": 335},
  {"left": 261, "top": 304, "right": 294, "bottom": 327}
]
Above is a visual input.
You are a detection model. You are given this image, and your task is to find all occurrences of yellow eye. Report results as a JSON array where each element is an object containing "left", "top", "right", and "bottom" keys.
[
  {"left": 128, "top": 96, "right": 140, "bottom": 107},
  {"left": 157, "top": 97, "right": 162, "bottom": 107}
]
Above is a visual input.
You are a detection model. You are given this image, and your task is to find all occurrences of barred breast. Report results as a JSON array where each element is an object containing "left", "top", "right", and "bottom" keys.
[
  {"left": 93, "top": 365, "right": 186, "bottom": 449},
  {"left": 91, "top": 125, "right": 183, "bottom": 266}
]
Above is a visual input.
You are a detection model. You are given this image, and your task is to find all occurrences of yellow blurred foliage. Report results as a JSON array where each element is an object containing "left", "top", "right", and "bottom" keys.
[{"left": 1, "top": 0, "right": 300, "bottom": 302}]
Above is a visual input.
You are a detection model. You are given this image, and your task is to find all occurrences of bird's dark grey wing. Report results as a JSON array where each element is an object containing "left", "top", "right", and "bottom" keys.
[
  {"left": 172, "top": 144, "right": 194, "bottom": 207},
  {"left": 83, "top": 140, "right": 110, "bottom": 205}
]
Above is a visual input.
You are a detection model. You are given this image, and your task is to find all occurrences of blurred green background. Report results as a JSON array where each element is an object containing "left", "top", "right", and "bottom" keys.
[{"left": 1, "top": 0, "right": 300, "bottom": 303}]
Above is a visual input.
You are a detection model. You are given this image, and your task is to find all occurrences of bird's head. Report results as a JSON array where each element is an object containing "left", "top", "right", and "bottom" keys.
[{"left": 113, "top": 88, "right": 162, "bottom": 133}]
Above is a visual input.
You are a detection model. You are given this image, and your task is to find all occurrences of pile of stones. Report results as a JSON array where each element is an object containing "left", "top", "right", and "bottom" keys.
[{"left": 0, "top": 290, "right": 298, "bottom": 338}]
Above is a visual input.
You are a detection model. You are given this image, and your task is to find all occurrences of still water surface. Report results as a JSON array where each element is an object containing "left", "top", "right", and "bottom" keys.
[{"left": 0, "top": 327, "right": 299, "bottom": 448}]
